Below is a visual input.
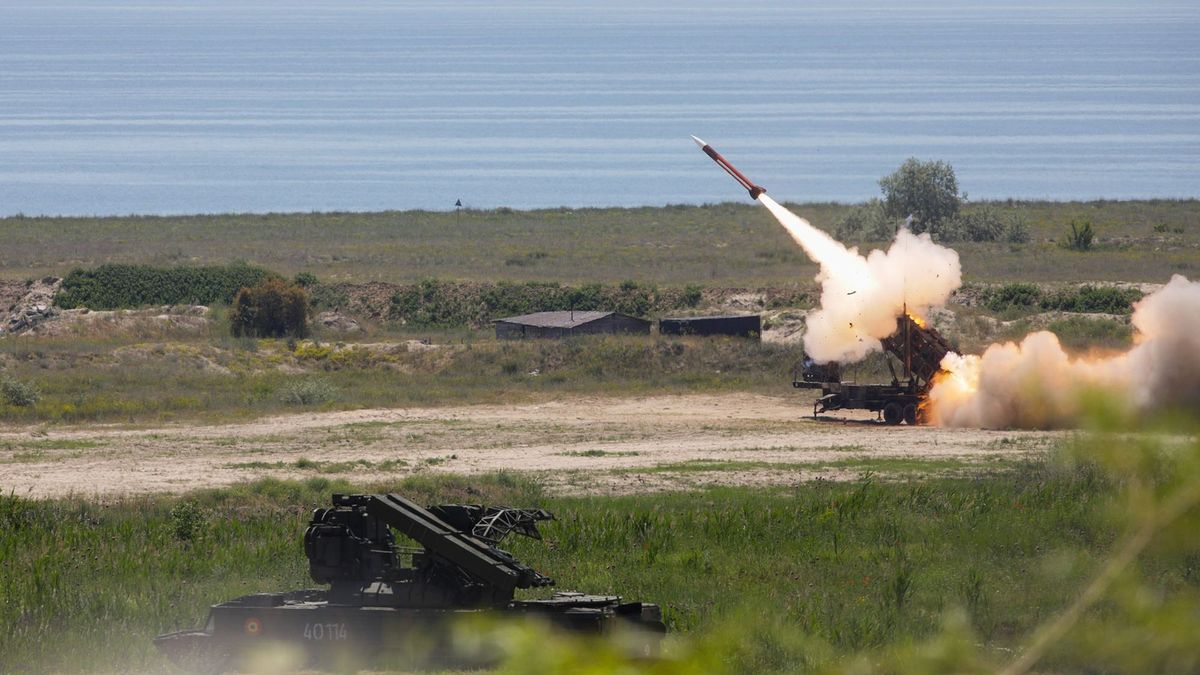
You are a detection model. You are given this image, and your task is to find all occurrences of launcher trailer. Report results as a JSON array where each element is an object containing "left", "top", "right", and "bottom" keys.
[{"left": 793, "top": 314, "right": 953, "bottom": 425}]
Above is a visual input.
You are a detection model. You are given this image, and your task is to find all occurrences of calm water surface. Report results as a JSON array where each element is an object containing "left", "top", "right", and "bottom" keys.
[{"left": 1, "top": 1, "right": 1197, "bottom": 215}]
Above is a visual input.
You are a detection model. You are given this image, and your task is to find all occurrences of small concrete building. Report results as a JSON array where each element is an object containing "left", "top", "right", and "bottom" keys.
[
  {"left": 659, "top": 314, "right": 761, "bottom": 339},
  {"left": 494, "top": 311, "right": 651, "bottom": 340}
]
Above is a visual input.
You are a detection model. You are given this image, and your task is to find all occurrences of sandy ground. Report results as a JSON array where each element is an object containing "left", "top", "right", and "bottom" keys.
[{"left": 0, "top": 393, "right": 1065, "bottom": 499}]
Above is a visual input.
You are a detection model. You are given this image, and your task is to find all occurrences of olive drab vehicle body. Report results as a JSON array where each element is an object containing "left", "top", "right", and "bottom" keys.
[{"left": 155, "top": 493, "right": 665, "bottom": 671}]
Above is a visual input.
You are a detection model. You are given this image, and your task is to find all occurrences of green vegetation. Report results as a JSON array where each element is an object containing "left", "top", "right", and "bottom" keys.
[
  {"left": 1, "top": 376, "right": 41, "bottom": 407},
  {"left": 1061, "top": 219, "right": 1097, "bottom": 251},
  {"left": 982, "top": 283, "right": 1143, "bottom": 314},
  {"left": 838, "top": 160, "right": 1038, "bottom": 245},
  {"left": 2, "top": 201, "right": 1195, "bottom": 287},
  {"left": 55, "top": 263, "right": 275, "bottom": 310},
  {"left": 276, "top": 377, "right": 339, "bottom": 405},
  {"left": 0, "top": 335, "right": 795, "bottom": 424},
  {"left": 558, "top": 449, "right": 642, "bottom": 458},
  {"left": 5, "top": 425, "right": 1200, "bottom": 672},
  {"left": 226, "top": 458, "right": 409, "bottom": 473},
  {"left": 389, "top": 279, "right": 703, "bottom": 328},
  {"left": 878, "top": 157, "right": 962, "bottom": 234},
  {"left": 1047, "top": 316, "right": 1134, "bottom": 351},
  {"left": 230, "top": 278, "right": 310, "bottom": 338}
]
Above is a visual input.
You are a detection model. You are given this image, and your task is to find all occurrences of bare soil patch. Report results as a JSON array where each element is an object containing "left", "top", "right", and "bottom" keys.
[{"left": 0, "top": 393, "right": 1061, "bottom": 498}]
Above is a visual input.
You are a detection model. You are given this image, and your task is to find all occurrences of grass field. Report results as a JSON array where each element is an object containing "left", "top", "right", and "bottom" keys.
[
  {"left": 2, "top": 200, "right": 1196, "bottom": 285},
  {"left": 0, "top": 333, "right": 799, "bottom": 424},
  {"left": 4, "top": 426, "right": 1200, "bottom": 673}
]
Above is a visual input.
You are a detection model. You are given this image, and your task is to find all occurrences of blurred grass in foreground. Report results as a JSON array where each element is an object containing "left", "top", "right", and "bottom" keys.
[{"left": 2, "top": 408, "right": 1199, "bottom": 672}]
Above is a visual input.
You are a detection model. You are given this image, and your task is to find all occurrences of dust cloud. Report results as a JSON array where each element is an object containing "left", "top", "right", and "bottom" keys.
[{"left": 929, "top": 275, "right": 1200, "bottom": 428}]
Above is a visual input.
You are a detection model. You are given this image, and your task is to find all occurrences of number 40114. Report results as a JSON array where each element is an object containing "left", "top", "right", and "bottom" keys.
[{"left": 303, "top": 622, "right": 347, "bottom": 640}]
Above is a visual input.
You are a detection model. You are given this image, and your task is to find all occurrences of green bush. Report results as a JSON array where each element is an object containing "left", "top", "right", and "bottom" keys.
[
  {"left": 945, "top": 204, "right": 1006, "bottom": 242},
  {"left": 277, "top": 378, "right": 338, "bottom": 405},
  {"left": 984, "top": 283, "right": 1042, "bottom": 312},
  {"left": 1061, "top": 219, "right": 1096, "bottom": 251},
  {"left": 1, "top": 377, "right": 41, "bottom": 407},
  {"left": 1005, "top": 213, "right": 1032, "bottom": 243},
  {"left": 293, "top": 272, "right": 319, "bottom": 288},
  {"left": 56, "top": 263, "right": 275, "bottom": 310},
  {"left": 1041, "top": 285, "right": 1142, "bottom": 313},
  {"left": 229, "top": 278, "right": 310, "bottom": 338},
  {"left": 1048, "top": 316, "right": 1133, "bottom": 351},
  {"left": 983, "top": 284, "right": 1142, "bottom": 315},
  {"left": 306, "top": 283, "right": 349, "bottom": 310},
  {"left": 169, "top": 501, "right": 207, "bottom": 541}
]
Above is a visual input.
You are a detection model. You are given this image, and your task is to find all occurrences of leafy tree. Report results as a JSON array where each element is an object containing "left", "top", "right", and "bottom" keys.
[
  {"left": 878, "top": 158, "right": 962, "bottom": 235},
  {"left": 230, "top": 278, "right": 309, "bottom": 338}
]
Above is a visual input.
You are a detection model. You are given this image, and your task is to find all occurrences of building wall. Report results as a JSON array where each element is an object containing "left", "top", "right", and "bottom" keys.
[
  {"left": 495, "top": 322, "right": 527, "bottom": 340},
  {"left": 659, "top": 315, "right": 761, "bottom": 338},
  {"left": 571, "top": 314, "right": 651, "bottom": 336}
]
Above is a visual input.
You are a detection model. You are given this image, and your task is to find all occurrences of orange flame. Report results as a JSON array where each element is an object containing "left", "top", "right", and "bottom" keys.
[{"left": 907, "top": 313, "right": 927, "bottom": 329}]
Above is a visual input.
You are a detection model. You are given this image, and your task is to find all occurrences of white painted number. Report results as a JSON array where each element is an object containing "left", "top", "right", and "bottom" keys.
[{"left": 303, "top": 622, "right": 348, "bottom": 640}]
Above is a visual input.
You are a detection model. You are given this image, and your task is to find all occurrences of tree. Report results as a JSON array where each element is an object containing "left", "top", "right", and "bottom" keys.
[
  {"left": 230, "top": 278, "right": 309, "bottom": 338},
  {"left": 878, "top": 158, "right": 961, "bottom": 235}
]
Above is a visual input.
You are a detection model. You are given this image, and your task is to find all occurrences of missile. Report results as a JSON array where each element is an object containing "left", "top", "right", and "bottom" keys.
[{"left": 690, "top": 135, "right": 766, "bottom": 200}]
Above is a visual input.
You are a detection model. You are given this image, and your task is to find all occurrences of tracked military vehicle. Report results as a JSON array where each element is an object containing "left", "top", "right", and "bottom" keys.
[{"left": 155, "top": 493, "right": 665, "bottom": 671}]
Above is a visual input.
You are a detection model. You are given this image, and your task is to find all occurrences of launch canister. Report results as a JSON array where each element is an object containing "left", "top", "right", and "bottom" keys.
[{"left": 690, "top": 135, "right": 766, "bottom": 199}]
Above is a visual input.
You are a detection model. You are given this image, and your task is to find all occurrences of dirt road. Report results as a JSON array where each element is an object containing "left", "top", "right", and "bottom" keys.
[{"left": 0, "top": 393, "right": 1060, "bottom": 498}]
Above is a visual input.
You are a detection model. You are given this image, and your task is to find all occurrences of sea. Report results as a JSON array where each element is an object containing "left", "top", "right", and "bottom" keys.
[{"left": 1, "top": 0, "right": 1197, "bottom": 216}]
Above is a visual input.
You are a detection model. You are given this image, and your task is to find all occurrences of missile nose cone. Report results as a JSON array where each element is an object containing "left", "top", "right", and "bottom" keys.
[{"left": 690, "top": 135, "right": 707, "bottom": 149}]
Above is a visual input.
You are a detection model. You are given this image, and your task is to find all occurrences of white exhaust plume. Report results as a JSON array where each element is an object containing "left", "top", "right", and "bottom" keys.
[
  {"left": 930, "top": 275, "right": 1200, "bottom": 428},
  {"left": 757, "top": 195, "right": 962, "bottom": 363}
]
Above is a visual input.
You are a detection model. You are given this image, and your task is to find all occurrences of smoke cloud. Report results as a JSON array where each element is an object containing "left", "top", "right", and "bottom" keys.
[
  {"left": 755, "top": 195, "right": 1198, "bottom": 429},
  {"left": 929, "top": 275, "right": 1200, "bottom": 428},
  {"left": 757, "top": 195, "right": 961, "bottom": 363}
]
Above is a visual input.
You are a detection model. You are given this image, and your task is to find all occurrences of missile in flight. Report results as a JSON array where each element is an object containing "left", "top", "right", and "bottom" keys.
[{"left": 690, "top": 135, "right": 766, "bottom": 200}]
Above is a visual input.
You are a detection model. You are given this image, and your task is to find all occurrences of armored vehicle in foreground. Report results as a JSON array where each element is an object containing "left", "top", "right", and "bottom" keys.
[
  {"left": 155, "top": 493, "right": 665, "bottom": 671},
  {"left": 793, "top": 313, "right": 954, "bottom": 425}
]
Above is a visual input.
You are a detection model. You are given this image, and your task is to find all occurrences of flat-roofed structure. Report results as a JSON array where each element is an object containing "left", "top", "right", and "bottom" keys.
[
  {"left": 494, "top": 311, "right": 651, "bottom": 340},
  {"left": 659, "top": 314, "right": 761, "bottom": 339}
]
